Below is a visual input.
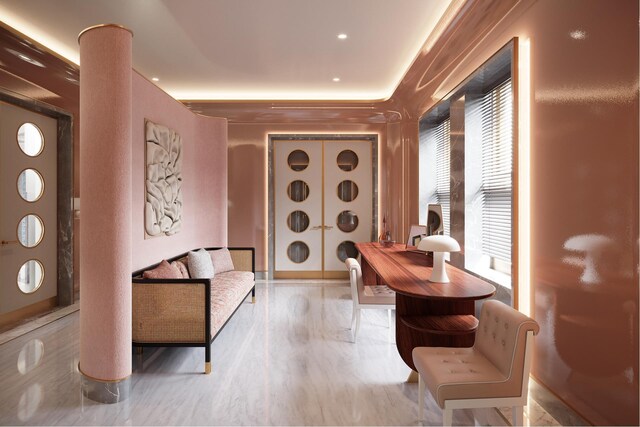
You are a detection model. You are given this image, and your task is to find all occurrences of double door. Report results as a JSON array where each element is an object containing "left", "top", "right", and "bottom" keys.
[
  {"left": 0, "top": 102, "right": 57, "bottom": 324},
  {"left": 274, "top": 140, "right": 372, "bottom": 279}
]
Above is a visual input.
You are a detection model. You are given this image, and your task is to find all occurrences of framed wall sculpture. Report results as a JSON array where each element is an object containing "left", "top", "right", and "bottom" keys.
[{"left": 144, "top": 119, "right": 183, "bottom": 238}]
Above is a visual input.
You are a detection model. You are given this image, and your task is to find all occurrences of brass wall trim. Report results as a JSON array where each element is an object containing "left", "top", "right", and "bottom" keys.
[{"left": 78, "top": 24, "right": 134, "bottom": 43}]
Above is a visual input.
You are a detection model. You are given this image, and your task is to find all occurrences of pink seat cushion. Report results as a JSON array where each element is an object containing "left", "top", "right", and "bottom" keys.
[
  {"left": 143, "top": 259, "right": 183, "bottom": 279},
  {"left": 210, "top": 271, "right": 254, "bottom": 336}
]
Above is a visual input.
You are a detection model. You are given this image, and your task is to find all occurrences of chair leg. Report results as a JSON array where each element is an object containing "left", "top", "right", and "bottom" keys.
[
  {"left": 442, "top": 408, "right": 452, "bottom": 427},
  {"left": 512, "top": 406, "right": 523, "bottom": 426},
  {"left": 354, "top": 309, "right": 361, "bottom": 342},
  {"left": 350, "top": 304, "right": 357, "bottom": 330},
  {"left": 387, "top": 309, "right": 392, "bottom": 328},
  {"left": 418, "top": 373, "right": 425, "bottom": 421}
]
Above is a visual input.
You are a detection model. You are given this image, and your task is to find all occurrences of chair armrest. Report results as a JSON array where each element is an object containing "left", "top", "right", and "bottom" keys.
[{"left": 132, "top": 278, "right": 211, "bottom": 344}]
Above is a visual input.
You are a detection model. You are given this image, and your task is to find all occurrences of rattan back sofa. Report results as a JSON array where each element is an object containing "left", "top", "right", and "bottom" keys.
[{"left": 132, "top": 247, "right": 255, "bottom": 374}]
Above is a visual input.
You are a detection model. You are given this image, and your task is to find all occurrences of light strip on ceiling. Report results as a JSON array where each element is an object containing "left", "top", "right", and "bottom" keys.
[
  {"left": 271, "top": 106, "right": 375, "bottom": 110},
  {"left": 422, "top": 0, "right": 466, "bottom": 53},
  {"left": 0, "top": 7, "right": 79, "bottom": 64}
]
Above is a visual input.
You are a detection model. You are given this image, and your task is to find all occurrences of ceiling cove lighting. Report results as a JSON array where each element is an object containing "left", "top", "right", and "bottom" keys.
[
  {"left": 337, "top": 33, "right": 348, "bottom": 40},
  {"left": 0, "top": 7, "right": 80, "bottom": 64}
]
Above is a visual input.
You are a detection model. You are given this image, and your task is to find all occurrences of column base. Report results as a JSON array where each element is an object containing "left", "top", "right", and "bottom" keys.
[{"left": 80, "top": 366, "right": 131, "bottom": 404}]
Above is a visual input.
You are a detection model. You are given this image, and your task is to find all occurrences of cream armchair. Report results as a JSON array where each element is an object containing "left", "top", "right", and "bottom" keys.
[
  {"left": 413, "top": 300, "right": 539, "bottom": 426},
  {"left": 345, "top": 258, "right": 395, "bottom": 342}
]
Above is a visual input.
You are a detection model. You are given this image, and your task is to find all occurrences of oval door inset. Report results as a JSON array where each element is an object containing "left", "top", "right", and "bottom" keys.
[
  {"left": 17, "top": 260, "right": 44, "bottom": 294},
  {"left": 17, "top": 123, "right": 44, "bottom": 157},
  {"left": 17, "top": 214, "right": 44, "bottom": 248}
]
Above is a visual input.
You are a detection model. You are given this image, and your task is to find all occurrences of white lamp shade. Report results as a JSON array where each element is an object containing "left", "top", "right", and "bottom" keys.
[
  {"left": 417, "top": 235, "right": 461, "bottom": 253},
  {"left": 417, "top": 235, "right": 460, "bottom": 283}
]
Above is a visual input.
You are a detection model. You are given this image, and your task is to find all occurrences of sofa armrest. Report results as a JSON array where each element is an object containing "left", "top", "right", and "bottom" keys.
[
  {"left": 226, "top": 247, "right": 255, "bottom": 273},
  {"left": 132, "top": 278, "right": 211, "bottom": 344}
]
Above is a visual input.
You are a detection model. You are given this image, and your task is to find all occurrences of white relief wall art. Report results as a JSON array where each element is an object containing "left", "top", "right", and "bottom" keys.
[{"left": 145, "top": 120, "right": 183, "bottom": 237}]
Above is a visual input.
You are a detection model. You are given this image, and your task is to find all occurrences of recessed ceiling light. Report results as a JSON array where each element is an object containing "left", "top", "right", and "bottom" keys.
[
  {"left": 332, "top": 77, "right": 340, "bottom": 82},
  {"left": 569, "top": 30, "right": 587, "bottom": 40},
  {"left": 337, "top": 33, "right": 347, "bottom": 40},
  {"left": 151, "top": 77, "right": 160, "bottom": 82}
]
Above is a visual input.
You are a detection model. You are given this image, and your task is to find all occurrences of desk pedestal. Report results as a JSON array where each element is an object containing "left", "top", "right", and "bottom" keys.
[{"left": 359, "top": 248, "right": 482, "bottom": 371}]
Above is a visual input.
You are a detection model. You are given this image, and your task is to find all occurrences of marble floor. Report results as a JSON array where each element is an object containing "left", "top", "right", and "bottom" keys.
[{"left": 0, "top": 281, "right": 563, "bottom": 426}]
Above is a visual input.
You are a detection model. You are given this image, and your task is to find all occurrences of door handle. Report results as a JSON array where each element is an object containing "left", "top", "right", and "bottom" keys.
[
  {"left": 1, "top": 240, "right": 18, "bottom": 246},
  {"left": 310, "top": 225, "right": 323, "bottom": 231},
  {"left": 323, "top": 225, "right": 334, "bottom": 230}
]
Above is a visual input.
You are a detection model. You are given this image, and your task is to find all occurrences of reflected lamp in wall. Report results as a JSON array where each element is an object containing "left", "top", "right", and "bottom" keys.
[
  {"left": 426, "top": 204, "right": 443, "bottom": 235},
  {"left": 418, "top": 235, "right": 460, "bottom": 283}
]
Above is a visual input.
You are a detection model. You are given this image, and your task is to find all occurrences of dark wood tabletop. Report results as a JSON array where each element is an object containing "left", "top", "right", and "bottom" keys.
[{"left": 356, "top": 242, "right": 496, "bottom": 300}]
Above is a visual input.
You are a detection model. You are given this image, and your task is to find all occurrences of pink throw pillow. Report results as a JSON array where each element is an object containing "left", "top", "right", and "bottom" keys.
[
  {"left": 171, "top": 260, "right": 190, "bottom": 278},
  {"left": 209, "top": 248, "right": 235, "bottom": 274},
  {"left": 143, "top": 260, "right": 183, "bottom": 279}
]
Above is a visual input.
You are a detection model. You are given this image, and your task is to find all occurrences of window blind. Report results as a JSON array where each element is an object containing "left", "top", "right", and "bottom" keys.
[
  {"left": 480, "top": 79, "right": 513, "bottom": 264},
  {"left": 435, "top": 118, "right": 451, "bottom": 236}
]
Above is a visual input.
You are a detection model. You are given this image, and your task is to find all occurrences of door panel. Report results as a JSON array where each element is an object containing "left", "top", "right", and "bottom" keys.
[
  {"left": 0, "top": 102, "right": 57, "bottom": 315},
  {"left": 323, "top": 141, "right": 372, "bottom": 273},
  {"left": 274, "top": 141, "right": 323, "bottom": 275}
]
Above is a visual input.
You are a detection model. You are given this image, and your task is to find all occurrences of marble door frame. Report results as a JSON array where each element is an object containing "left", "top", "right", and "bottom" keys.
[{"left": 267, "top": 134, "right": 378, "bottom": 280}]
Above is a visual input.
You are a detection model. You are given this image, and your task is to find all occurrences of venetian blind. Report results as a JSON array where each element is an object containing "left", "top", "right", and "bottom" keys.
[
  {"left": 435, "top": 118, "right": 451, "bottom": 236},
  {"left": 480, "top": 78, "right": 513, "bottom": 264}
]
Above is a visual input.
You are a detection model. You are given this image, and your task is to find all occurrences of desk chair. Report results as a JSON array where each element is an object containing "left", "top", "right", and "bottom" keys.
[
  {"left": 345, "top": 258, "right": 395, "bottom": 342},
  {"left": 413, "top": 300, "right": 539, "bottom": 426}
]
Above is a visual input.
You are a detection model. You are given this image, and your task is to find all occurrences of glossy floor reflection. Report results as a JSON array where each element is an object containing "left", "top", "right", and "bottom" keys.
[{"left": 0, "top": 281, "right": 552, "bottom": 425}]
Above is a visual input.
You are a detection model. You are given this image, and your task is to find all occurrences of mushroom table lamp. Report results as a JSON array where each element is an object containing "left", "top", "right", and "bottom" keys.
[{"left": 417, "top": 235, "right": 461, "bottom": 283}]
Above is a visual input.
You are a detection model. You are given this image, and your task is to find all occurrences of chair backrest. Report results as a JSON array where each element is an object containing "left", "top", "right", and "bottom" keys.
[
  {"left": 345, "top": 258, "right": 363, "bottom": 303},
  {"left": 474, "top": 300, "right": 540, "bottom": 392}
]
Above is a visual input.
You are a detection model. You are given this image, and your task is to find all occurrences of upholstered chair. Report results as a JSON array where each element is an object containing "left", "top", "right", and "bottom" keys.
[
  {"left": 413, "top": 300, "right": 539, "bottom": 426},
  {"left": 345, "top": 258, "right": 395, "bottom": 342}
]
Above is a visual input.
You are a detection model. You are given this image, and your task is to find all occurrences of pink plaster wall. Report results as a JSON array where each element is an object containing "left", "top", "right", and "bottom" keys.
[
  {"left": 79, "top": 25, "right": 133, "bottom": 381},
  {"left": 131, "top": 73, "right": 227, "bottom": 271}
]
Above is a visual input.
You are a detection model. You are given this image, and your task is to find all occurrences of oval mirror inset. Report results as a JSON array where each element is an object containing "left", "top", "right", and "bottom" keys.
[
  {"left": 17, "top": 123, "right": 44, "bottom": 157},
  {"left": 287, "top": 241, "right": 310, "bottom": 264},
  {"left": 287, "top": 211, "right": 310, "bottom": 233},
  {"left": 288, "top": 150, "right": 309, "bottom": 171},
  {"left": 287, "top": 180, "right": 310, "bottom": 202},
  {"left": 17, "top": 260, "right": 44, "bottom": 294},
  {"left": 337, "top": 149, "right": 358, "bottom": 171},
  {"left": 17, "top": 169, "right": 44, "bottom": 202},
  {"left": 337, "top": 241, "right": 358, "bottom": 262},
  {"left": 17, "top": 214, "right": 44, "bottom": 248},
  {"left": 337, "top": 210, "right": 359, "bottom": 232},
  {"left": 337, "top": 180, "right": 359, "bottom": 202}
]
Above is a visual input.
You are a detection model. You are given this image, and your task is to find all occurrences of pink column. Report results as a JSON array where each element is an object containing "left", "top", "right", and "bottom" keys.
[{"left": 78, "top": 25, "right": 133, "bottom": 402}]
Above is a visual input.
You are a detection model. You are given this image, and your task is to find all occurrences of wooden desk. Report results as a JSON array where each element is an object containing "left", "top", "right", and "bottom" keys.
[{"left": 356, "top": 242, "right": 496, "bottom": 371}]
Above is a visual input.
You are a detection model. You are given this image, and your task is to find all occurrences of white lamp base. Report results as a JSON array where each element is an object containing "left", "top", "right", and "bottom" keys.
[{"left": 430, "top": 251, "right": 449, "bottom": 283}]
